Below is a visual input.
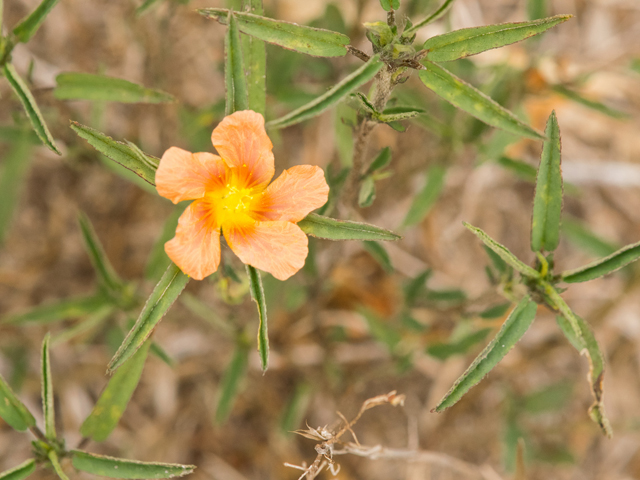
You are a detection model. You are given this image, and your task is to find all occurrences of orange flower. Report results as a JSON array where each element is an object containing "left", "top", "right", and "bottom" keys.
[{"left": 155, "top": 110, "right": 329, "bottom": 281}]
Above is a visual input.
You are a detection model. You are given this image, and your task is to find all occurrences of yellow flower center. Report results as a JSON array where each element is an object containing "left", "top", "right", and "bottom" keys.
[{"left": 205, "top": 170, "right": 263, "bottom": 226}]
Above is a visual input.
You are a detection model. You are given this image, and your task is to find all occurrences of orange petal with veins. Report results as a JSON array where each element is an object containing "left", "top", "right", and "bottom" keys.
[
  {"left": 156, "top": 147, "right": 228, "bottom": 204},
  {"left": 211, "top": 110, "right": 274, "bottom": 189},
  {"left": 224, "top": 221, "right": 308, "bottom": 281},
  {"left": 256, "top": 165, "right": 329, "bottom": 222},
  {"left": 165, "top": 200, "right": 221, "bottom": 280}
]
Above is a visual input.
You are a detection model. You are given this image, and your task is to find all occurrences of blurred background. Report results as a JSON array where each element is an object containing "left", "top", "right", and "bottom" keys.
[{"left": 1, "top": 0, "right": 640, "bottom": 479}]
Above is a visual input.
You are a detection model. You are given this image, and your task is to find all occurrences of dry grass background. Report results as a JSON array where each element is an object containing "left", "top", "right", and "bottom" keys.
[{"left": 1, "top": 0, "right": 640, "bottom": 479}]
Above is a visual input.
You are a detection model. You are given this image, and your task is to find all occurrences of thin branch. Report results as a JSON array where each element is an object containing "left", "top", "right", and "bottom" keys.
[{"left": 346, "top": 45, "right": 370, "bottom": 62}]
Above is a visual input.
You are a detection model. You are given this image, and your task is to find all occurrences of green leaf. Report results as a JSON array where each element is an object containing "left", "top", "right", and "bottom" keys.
[
  {"left": 267, "top": 56, "right": 382, "bottom": 129},
  {"left": 2, "top": 294, "right": 110, "bottom": 325},
  {"left": 199, "top": 9, "right": 349, "bottom": 57},
  {"left": 427, "top": 329, "right": 491, "bottom": 360},
  {"left": 41, "top": 334, "right": 56, "bottom": 439},
  {"left": 464, "top": 222, "right": 540, "bottom": 279},
  {"left": 54, "top": 73, "right": 174, "bottom": 104},
  {"left": 496, "top": 156, "right": 537, "bottom": 182},
  {"left": 0, "top": 130, "right": 33, "bottom": 245},
  {"left": 434, "top": 296, "right": 537, "bottom": 412},
  {"left": 2, "top": 64, "right": 60, "bottom": 154},
  {"left": 418, "top": 61, "right": 544, "bottom": 140},
  {"left": 523, "top": 382, "right": 573, "bottom": 413},
  {"left": 47, "top": 451, "right": 69, "bottom": 480},
  {"left": 246, "top": 265, "right": 268, "bottom": 372},
  {"left": 280, "top": 382, "right": 312, "bottom": 433},
  {"left": 0, "top": 126, "right": 40, "bottom": 144},
  {"left": 81, "top": 340, "right": 151, "bottom": 442},
  {"left": 297, "top": 213, "right": 401, "bottom": 241},
  {"left": 405, "top": 0, "right": 456, "bottom": 34},
  {"left": 145, "top": 204, "right": 188, "bottom": 281},
  {"left": 363, "top": 241, "right": 393, "bottom": 273},
  {"left": 527, "top": 0, "right": 547, "bottom": 20},
  {"left": 180, "top": 292, "right": 235, "bottom": 337},
  {"left": 0, "top": 459, "right": 36, "bottom": 480},
  {"left": 552, "top": 85, "right": 628, "bottom": 120},
  {"left": 78, "top": 211, "right": 125, "bottom": 294},
  {"left": 51, "top": 305, "right": 113, "bottom": 346},
  {"left": 561, "top": 240, "right": 640, "bottom": 283},
  {"left": 358, "top": 176, "right": 376, "bottom": 208},
  {"left": 242, "top": 0, "right": 266, "bottom": 115},
  {"left": 225, "top": 11, "right": 249, "bottom": 115},
  {"left": 379, "top": 0, "right": 400, "bottom": 11},
  {"left": 531, "top": 110, "right": 563, "bottom": 252},
  {"left": 12, "top": 0, "right": 60, "bottom": 43},
  {"left": 71, "top": 451, "right": 195, "bottom": 479},
  {"left": 149, "top": 341, "right": 175, "bottom": 368},
  {"left": 366, "top": 147, "right": 392, "bottom": 174},
  {"left": 376, "top": 109, "right": 424, "bottom": 123},
  {"left": 0, "top": 373, "right": 36, "bottom": 431},
  {"left": 403, "top": 164, "right": 446, "bottom": 226},
  {"left": 215, "top": 336, "right": 250, "bottom": 424},
  {"left": 70, "top": 122, "right": 158, "bottom": 185},
  {"left": 135, "top": 0, "right": 163, "bottom": 16},
  {"left": 555, "top": 314, "right": 612, "bottom": 437},
  {"left": 561, "top": 217, "right": 618, "bottom": 259},
  {"left": 484, "top": 245, "right": 508, "bottom": 274},
  {"left": 423, "top": 15, "right": 571, "bottom": 63},
  {"left": 404, "top": 270, "right": 432, "bottom": 306},
  {"left": 479, "top": 302, "right": 512, "bottom": 319},
  {"left": 108, "top": 263, "right": 189, "bottom": 373}
]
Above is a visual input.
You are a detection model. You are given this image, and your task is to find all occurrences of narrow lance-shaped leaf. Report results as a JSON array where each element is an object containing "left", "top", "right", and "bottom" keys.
[
  {"left": 216, "top": 336, "right": 250, "bottom": 423},
  {"left": 434, "top": 296, "right": 537, "bottom": 412},
  {"left": 366, "top": 147, "right": 392, "bottom": 175},
  {"left": 363, "top": 241, "right": 393, "bottom": 273},
  {"left": 531, "top": 110, "right": 562, "bottom": 252},
  {"left": 267, "top": 56, "right": 383, "bottom": 129},
  {"left": 2, "top": 294, "right": 110, "bottom": 325},
  {"left": 403, "top": 164, "right": 446, "bottom": 226},
  {"left": 552, "top": 85, "right": 628, "bottom": 120},
  {"left": 561, "top": 239, "right": 640, "bottom": 284},
  {"left": 225, "top": 11, "right": 249, "bottom": 115},
  {"left": 418, "top": 61, "right": 544, "bottom": 140},
  {"left": 298, "top": 213, "right": 401, "bottom": 241},
  {"left": 463, "top": 222, "right": 540, "bottom": 278},
  {"left": 0, "top": 459, "right": 36, "bottom": 480},
  {"left": 108, "top": 263, "right": 189, "bottom": 373},
  {"left": 0, "top": 131, "right": 32, "bottom": 245},
  {"left": 71, "top": 451, "right": 195, "bottom": 479},
  {"left": 556, "top": 314, "right": 612, "bottom": 437},
  {"left": 379, "top": 0, "right": 399, "bottom": 11},
  {"left": 71, "top": 122, "right": 158, "bottom": 185},
  {"left": 41, "top": 334, "right": 56, "bottom": 439},
  {"left": 358, "top": 176, "right": 376, "bottom": 208},
  {"left": 199, "top": 9, "right": 349, "bottom": 57},
  {"left": 242, "top": 0, "right": 266, "bottom": 115},
  {"left": 246, "top": 265, "right": 268, "bottom": 371},
  {"left": 561, "top": 217, "right": 619, "bottom": 259},
  {"left": 2, "top": 64, "right": 60, "bottom": 154},
  {"left": 78, "top": 211, "right": 124, "bottom": 294},
  {"left": 54, "top": 73, "right": 174, "bottom": 104},
  {"left": 0, "top": 373, "right": 36, "bottom": 432},
  {"left": 51, "top": 305, "right": 113, "bottom": 346},
  {"left": 81, "top": 340, "right": 151, "bottom": 442},
  {"left": 47, "top": 451, "right": 69, "bottom": 480},
  {"left": 12, "top": 0, "right": 60, "bottom": 43},
  {"left": 423, "top": 15, "right": 572, "bottom": 63},
  {"left": 405, "top": 0, "right": 456, "bottom": 34}
]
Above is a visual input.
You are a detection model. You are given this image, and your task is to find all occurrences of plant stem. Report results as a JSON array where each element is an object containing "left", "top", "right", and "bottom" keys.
[{"left": 342, "top": 66, "right": 395, "bottom": 211}]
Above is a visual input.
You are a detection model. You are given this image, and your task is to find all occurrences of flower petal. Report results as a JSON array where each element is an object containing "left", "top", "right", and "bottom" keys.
[
  {"left": 256, "top": 165, "right": 329, "bottom": 222},
  {"left": 156, "top": 147, "right": 228, "bottom": 204},
  {"left": 224, "top": 221, "right": 308, "bottom": 281},
  {"left": 165, "top": 200, "right": 221, "bottom": 280},
  {"left": 211, "top": 110, "right": 274, "bottom": 189}
]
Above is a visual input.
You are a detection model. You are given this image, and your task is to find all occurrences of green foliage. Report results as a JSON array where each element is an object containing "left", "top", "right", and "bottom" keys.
[
  {"left": 0, "top": 372, "right": 36, "bottom": 432},
  {"left": 423, "top": 16, "right": 571, "bottom": 63},
  {"left": 297, "top": 213, "right": 401, "bottom": 241},
  {"left": 2, "top": 294, "right": 110, "bottom": 325},
  {"left": 12, "top": 0, "right": 60, "bottom": 43},
  {"left": 41, "top": 334, "right": 56, "bottom": 440},
  {"left": 363, "top": 241, "right": 394, "bottom": 272},
  {"left": 434, "top": 297, "right": 537, "bottom": 412},
  {"left": 247, "top": 265, "right": 269, "bottom": 371},
  {"left": 71, "top": 451, "right": 195, "bottom": 479},
  {"left": 81, "top": 341, "right": 151, "bottom": 442},
  {"left": 225, "top": 12, "right": 249, "bottom": 115},
  {"left": 0, "top": 131, "right": 32, "bottom": 245},
  {"left": 199, "top": 9, "right": 349, "bottom": 57},
  {"left": 561, "top": 240, "right": 640, "bottom": 283},
  {"left": 241, "top": 1, "right": 266, "bottom": 115},
  {"left": 267, "top": 55, "right": 382, "bottom": 129},
  {"left": 418, "top": 61, "right": 544, "bottom": 140},
  {"left": 531, "top": 111, "right": 563, "bottom": 252},
  {"left": 71, "top": 122, "right": 158, "bottom": 185},
  {"left": 2, "top": 64, "right": 60, "bottom": 154},
  {"left": 48, "top": 450, "right": 69, "bottom": 480},
  {"left": 0, "top": 459, "right": 36, "bottom": 480},
  {"left": 54, "top": 73, "right": 174, "bottom": 103},
  {"left": 379, "top": 0, "right": 400, "bottom": 12},
  {"left": 215, "top": 336, "right": 250, "bottom": 424},
  {"left": 552, "top": 85, "right": 628, "bottom": 119},
  {"left": 561, "top": 217, "right": 618, "bottom": 258},
  {"left": 403, "top": 164, "right": 446, "bottom": 226},
  {"left": 108, "top": 263, "right": 189, "bottom": 373},
  {"left": 427, "top": 328, "right": 491, "bottom": 360},
  {"left": 405, "top": 0, "right": 456, "bottom": 34}
]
